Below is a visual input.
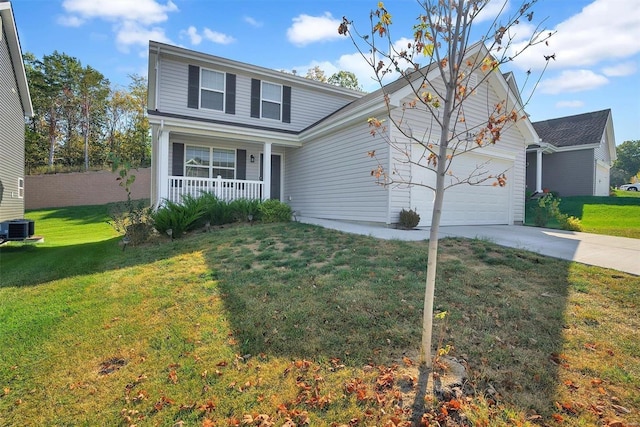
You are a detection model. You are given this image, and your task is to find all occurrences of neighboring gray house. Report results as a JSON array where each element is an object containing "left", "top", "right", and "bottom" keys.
[
  {"left": 148, "top": 41, "right": 538, "bottom": 227},
  {"left": 0, "top": 0, "right": 32, "bottom": 222},
  {"left": 526, "top": 109, "right": 616, "bottom": 197}
]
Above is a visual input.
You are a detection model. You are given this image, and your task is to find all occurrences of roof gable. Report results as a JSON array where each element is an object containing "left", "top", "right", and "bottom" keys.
[
  {"left": 532, "top": 109, "right": 611, "bottom": 149},
  {"left": 304, "top": 42, "right": 538, "bottom": 143}
]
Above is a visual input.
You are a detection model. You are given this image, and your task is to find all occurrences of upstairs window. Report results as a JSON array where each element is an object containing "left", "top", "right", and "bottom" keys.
[
  {"left": 261, "top": 82, "right": 282, "bottom": 120},
  {"left": 201, "top": 68, "right": 225, "bottom": 111}
]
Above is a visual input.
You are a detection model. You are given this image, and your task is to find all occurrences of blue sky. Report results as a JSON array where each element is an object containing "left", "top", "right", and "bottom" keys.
[{"left": 11, "top": 0, "right": 640, "bottom": 144}]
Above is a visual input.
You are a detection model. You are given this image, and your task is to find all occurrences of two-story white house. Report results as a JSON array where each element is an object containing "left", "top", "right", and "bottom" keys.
[{"left": 148, "top": 41, "right": 538, "bottom": 227}]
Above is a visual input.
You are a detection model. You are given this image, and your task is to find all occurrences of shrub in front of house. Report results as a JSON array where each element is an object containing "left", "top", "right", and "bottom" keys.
[
  {"left": 229, "top": 198, "right": 262, "bottom": 223},
  {"left": 200, "top": 192, "right": 233, "bottom": 225},
  {"left": 108, "top": 199, "right": 153, "bottom": 246},
  {"left": 259, "top": 199, "right": 292, "bottom": 223},
  {"left": 533, "top": 193, "right": 561, "bottom": 227},
  {"left": 398, "top": 208, "right": 420, "bottom": 229},
  {"left": 558, "top": 214, "right": 583, "bottom": 232},
  {"left": 532, "top": 193, "right": 583, "bottom": 231},
  {"left": 152, "top": 195, "right": 205, "bottom": 238}
]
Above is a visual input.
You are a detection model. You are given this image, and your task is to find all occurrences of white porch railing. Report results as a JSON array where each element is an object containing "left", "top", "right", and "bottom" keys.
[{"left": 167, "top": 176, "right": 263, "bottom": 204}]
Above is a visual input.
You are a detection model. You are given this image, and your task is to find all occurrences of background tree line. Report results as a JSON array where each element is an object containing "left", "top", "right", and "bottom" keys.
[
  {"left": 23, "top": 51, "right": 150, "bottom": 174},
  {"left": 611, "top": 139, "right": 640, "bottom": 187}
]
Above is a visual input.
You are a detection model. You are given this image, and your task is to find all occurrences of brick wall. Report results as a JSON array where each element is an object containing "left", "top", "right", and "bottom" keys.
[{"left": 25, "top": 168, "right": 151, "bottom": 209}]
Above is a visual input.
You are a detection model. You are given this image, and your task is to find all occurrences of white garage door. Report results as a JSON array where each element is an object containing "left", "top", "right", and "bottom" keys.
[{"left": 410, "top": 154, "right": 513, "bottom": 227}]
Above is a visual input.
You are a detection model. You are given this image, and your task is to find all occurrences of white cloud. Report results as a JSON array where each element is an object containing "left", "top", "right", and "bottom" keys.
[
  {"left": 181, "top": 26, "right": 202, "bottom": 45},
  {"left": 287, "top": 12, "right": 342, "bottom": 47},
  {"left": 61, "top": 0, "right": 179, "bottom": 52},
  {"left": 116, "top": 21, "right": 172, "bottom": 53},
  {"left": 602, "top": 62, "right": 637, "bottom": 77},
  {"left": 510, "top": 0, "right": 640, "bottom": 72},
  {"left": 61, "top": 0, "right": 178, "bottom": 25},
  {"left": 203, "top": 28, "right": 236, "bottom": 45},
  {"left": 555, "top": 100, "right": 585, "bottom": 108},
  {"left": 57, "top": 15, "right": 85, "bottom": 27},
  {"left": 539, "top": 70, "right": 608, "bottom": 94},
  {"left": 475, "top": 0, "right": 510, "bottom": 24},
  {"left": 244, "top": 16, "right": 263, "bottom": 28},
  {"left": 295, "top": 36, "right": 425, "bottom": 93},
  {"left": 180, "top": 27, "right": 235, "bottom": 46}
]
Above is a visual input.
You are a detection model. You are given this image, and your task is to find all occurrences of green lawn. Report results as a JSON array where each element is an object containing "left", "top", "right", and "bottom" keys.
[
  {"left": 1, "top": 205, "right": 638, "bottom": 426},
  {"left": 526, "top": 190, "right": 640, "bottom": 238}
]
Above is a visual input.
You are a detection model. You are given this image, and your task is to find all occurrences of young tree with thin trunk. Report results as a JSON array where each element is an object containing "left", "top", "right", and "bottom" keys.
[{"left": 340, "top": 0, "right": 553, "bottom": 367}]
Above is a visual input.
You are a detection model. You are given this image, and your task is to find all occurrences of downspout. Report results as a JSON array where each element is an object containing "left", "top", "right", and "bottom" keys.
[
  {"left": 154, "top": 119, "right": 165, "bottom": 210},
  {"left": 155, "top": 45, "right": 160, "bottom": 110},
  {"left": 386, "top": 125, "right": 392, "bottom": 226}
]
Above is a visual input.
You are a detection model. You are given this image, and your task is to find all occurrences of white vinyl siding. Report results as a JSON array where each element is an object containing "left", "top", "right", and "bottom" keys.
[
  {"left": 200, "top": 68, "right": 224, "bottom": 111},
  {"left": 0, "top": 23, "right": 26, "bottom": 221},
  {"left": 285, "top": 121, "right": 389, "bottom": 224},
  {"left": 156, "top": 58, "right": 360, "bottom": 132},
  {"left": 261, "top": 82, "right": 281, "bottom": 120}
]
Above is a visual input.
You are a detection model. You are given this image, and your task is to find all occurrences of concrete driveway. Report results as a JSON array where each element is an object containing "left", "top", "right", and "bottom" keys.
[{"left": 298, "top": 217, "right": 640, "bottom": 276}]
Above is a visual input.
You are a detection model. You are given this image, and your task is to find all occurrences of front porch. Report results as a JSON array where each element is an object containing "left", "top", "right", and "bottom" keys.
[{"left": 167, "top": 176, "right": 263, "bottom": 204}]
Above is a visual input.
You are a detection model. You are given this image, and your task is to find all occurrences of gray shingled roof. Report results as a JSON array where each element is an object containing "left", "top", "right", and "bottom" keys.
[{"left": 532, "top": 109, "right": 610, "bottom": 148}]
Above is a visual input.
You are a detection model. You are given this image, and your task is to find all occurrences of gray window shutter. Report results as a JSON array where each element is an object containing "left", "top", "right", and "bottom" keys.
[
  {"left": 172, "top": 143, "right": 184, "bottom": 176},
  {"left": 225, "top": 73, "right": 236, "bottom": 115},
  {"left": 188, "top": 65, "right": 200, "bottom": 109},
  {"left": 236, "top": 149, "right": 246, "bottom": 180},
  {"left": 283, "top": 86, "right": 291, "bottom": 123},
  {"left": 250, "top": 78, "right": 260, "bottom": 118}
]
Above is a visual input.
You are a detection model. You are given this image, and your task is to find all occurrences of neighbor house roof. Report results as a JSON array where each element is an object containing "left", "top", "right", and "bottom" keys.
[
  {"left": 532, "top": 109, "right": 611, "bottom": 148},
  {"left": 0, "top": 1, "right": 33, "bottom": 117}
]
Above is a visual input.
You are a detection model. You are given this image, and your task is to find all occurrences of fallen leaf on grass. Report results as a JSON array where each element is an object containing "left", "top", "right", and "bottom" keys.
[
  {"left": 154, "top": 395, "right": 174, "bottom": 411},
  {"left": 168, "top": 370, "right": 178, "bottom": 384},
  {"left": 402, "top": 356, "right": 413, "bottom": 367},
  {"left": 549, "top": 353, "right": 569, "bottom": 368},
  {"left": 199, "top": 400, "right": 216, "bottom": 412},
  {"left": 611, "top": 404, "right": 631, "bottom": 414}
]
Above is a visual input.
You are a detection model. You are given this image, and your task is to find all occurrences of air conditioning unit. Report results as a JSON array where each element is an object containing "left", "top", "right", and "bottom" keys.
[{"left": 0, "top": 219, "right": 35, "bottom": 240}]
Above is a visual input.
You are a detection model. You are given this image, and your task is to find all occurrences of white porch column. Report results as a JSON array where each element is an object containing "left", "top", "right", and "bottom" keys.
[
  {"left": 263, "top": 142, "right": 272, "bottom": 200},
  {"left": 157, "top": 129, "right": 170, "bottom": 208},
  {"left": 535, "top": 148, "right": 543, "bottom": 193}
]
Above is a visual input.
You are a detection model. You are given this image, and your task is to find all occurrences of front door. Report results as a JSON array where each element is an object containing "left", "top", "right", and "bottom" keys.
[{"left": 260, "top": 154, "right": 282, "bottom": 200}]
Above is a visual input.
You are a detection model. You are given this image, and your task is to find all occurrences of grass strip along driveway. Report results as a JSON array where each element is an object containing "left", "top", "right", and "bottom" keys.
[
  {"left": 1, "top": 205, "right": 638, "bottom": 426},
  {"left": 525, "top": 191, "right": 640, "bottom": 239}
]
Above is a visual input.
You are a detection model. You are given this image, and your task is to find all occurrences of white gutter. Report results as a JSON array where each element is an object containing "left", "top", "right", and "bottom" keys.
[{"left": 155, "top": 44, "right": 160, "bottom": 111}]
